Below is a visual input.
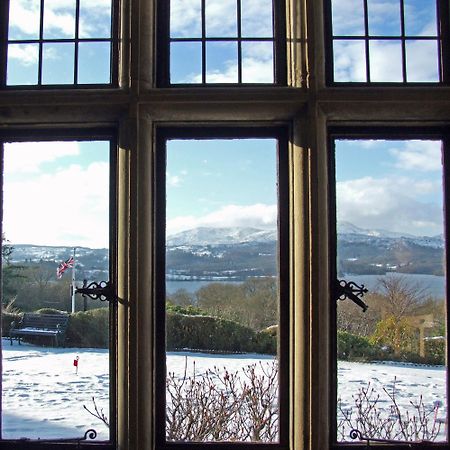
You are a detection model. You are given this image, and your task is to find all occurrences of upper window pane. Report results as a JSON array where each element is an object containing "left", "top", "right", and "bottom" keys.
[
  {"left": 329, "top": 0, "right": 441, "bottom": 83},
  {"left": 167, "top": 0, "right": 280, "bottom": 85},
  {"left": 5, "top": 0, "right": 114, "bottom": 87}
]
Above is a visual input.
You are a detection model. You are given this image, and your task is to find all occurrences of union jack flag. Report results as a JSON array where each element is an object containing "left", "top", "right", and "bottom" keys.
[{"left": 56, "top": 256, "right": 74, "bottom": 279}]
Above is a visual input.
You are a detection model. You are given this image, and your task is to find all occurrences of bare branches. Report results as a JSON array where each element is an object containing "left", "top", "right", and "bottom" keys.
[
  {"left": 338, "top": 378, "right": 444, "bottom": 443},
  {"left": 83, "top": 397, "right": 109, "bottom": 429},
  {"left": 166, "top": 360, "right": 278, "bottom": 442}
]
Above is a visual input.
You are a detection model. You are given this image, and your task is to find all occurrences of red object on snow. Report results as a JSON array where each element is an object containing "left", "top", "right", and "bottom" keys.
[{"left": 74, "top": 356, "right": 79, "bottom": 367}]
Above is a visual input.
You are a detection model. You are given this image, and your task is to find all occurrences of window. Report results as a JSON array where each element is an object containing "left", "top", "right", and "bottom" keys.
[
  {"left": 157, "top": 0, "right": 287, "bottom": 85},
  {"left": 0, "top": 1, "right": 450, "bottom": 450},
  {"left": 0, "top": 132, "right": 117, "bottom": 449},
  {"left": 154, "top": 128, "right": 289, "bottom": 446},
  {"left": 330, "top": 133, "right": 448, "bottom": 445},
  {"left": 1, "top": 0, "right": 117, "bottom": 87},
  {"left": 326, "top": 0, "right": 448, "bottom": 83}
]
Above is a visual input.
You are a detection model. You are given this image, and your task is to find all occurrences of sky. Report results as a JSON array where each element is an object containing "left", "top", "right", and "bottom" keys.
[{"left": 2, "top": 0, "right": 445, "bottom": 247}]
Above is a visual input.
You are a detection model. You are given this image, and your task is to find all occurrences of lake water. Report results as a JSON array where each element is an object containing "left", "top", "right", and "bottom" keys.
[{"left": 167, "top": 273, "right": 446, "bottom": 299}]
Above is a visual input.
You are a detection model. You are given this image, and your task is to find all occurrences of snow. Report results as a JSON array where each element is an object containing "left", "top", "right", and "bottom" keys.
[{"left": 1, "top": 341, "right": 447, "bottom": 442}]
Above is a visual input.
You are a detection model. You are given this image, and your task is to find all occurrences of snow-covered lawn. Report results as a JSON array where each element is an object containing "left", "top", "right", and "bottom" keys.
[{"left": 1, "top": 340, "right": 447, "bottom": 442}]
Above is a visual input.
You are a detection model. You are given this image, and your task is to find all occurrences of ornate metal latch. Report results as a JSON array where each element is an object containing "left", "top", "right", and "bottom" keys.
[
  {"left": 76, "top": 280, "right": 116, "bottom": 303},
  {"left": 350, "top": 428, "right": 421, "bottom": 447},
  {"left": 334, "top": 279, "right": 368, "bottom": 312}
]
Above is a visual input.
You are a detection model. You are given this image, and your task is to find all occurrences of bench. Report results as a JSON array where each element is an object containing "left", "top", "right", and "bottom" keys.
[{"left": 10, "top": 313, "right": 69, "bottom": 347}]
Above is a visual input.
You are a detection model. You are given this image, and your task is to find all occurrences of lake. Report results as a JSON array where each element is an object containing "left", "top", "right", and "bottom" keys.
[{"left": 167, "top": 273, "right": 446, "bottom": 299}]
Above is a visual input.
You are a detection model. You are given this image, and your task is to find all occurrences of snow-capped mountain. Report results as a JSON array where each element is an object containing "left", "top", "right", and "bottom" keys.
[
  {"left": 337, "top": 221, "right": 443, "bottom": 249},
  {"left": 167, "top": 226, "right": 277, "bottom": 246}
]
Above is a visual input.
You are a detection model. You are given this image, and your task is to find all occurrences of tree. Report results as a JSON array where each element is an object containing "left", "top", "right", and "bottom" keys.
[
  {"left": 370, "top": 315, "right": 417, "bottom": 356},
  {"left": 375, "top": 275, "right": 430, "bottom": 320}
]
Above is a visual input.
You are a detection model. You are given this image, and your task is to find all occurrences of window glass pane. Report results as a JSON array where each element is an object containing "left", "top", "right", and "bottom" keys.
[
  {"left": 335, "top": 139, "right": 446, "bottom": 443},
  {"left": 404, "top": 0, "right": 437, "bottom": 36},
  {"left": 5, "top": 0, "right": 114, "bottom": 86},
  {"left": 331, "top": 0, "right": 365, "bottom": 36},
  {"left": 170, "top": 0, "right": 202, "bottom": 38},
  {"left": 167, "top": 0, "right": 278, "bottom": 85},
  {"left": 206, "top": 42, "right": 238, "bottom": 83},
  {"left": 7, "top": 44, "right": 39, "bottom": 85},
  {"left": 241, "top": 0, "right": 273, "bottom": 38},
  {"left": 367, "top": 0, "right": 401, "bottom": 36},
  {"left": 205, "top": 0, "right": 237, "bottom": 37},
  {"left": 2, "top": 141, "right": 111, "bottom": 440},
  {"left": 42, "top": 42, "right": 75, "bottom": 84},
  {"left": 165, "top": 138, "right": 280, "bottom": 443},
  {"left": 79, "top": 0, "right": 112, "bottom": 39},
  {"left": 369, "top": 41, "right": 403, "bottom": 82},
  {"left": 330, "top": 0, "right": 441, "bottom": 83},
  {"left": 406, "top": 40, "right": 439, "bottom": 82},
  {"left": 170, "top": 42, "right": 202, "bottom": 83},
  {"left": 242, "top": 42, "right": 274, "bottom": 83},
  {"left": 78, "top": 42, "right": 111, "bottom": 84},
  {"left": 43, "top": 0, "right": 76, "bottom": 39},
  {"left": 8, "top": 0, "right": 40, "bottom": 40},
  {"left": 333, "top": 40, "right": 367, "bottom": 82}
]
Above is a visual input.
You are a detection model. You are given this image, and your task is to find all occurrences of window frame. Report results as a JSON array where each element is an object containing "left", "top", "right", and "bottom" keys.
[
  {"left": 0, "top": 0, "right": 120, "bottom": 89},
  {"left": 0, "top": 128, "right": 119, "bottom": 450},
  {"left": 156, "top": 0, "right": 288, "bottom": 87},
  {"left": 323, "top": 0, "right": 450, "bottom": 86},
  {"left": 327, "top": 126, "right": 450, "bottom": 449},
  {"left": 153, "top": 125, "right": 291, "bottom": 449}
]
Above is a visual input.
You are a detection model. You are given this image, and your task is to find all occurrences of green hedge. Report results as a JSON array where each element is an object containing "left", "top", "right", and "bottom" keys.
[
  {"left": 66, "top": 308, "right": 109, "bottom": 348},
  {"left": 167, "top": 311, "right": 258, "bottom": 353},
  {"left": 337, "top": 330, "right": 380, "bottom": 361}
]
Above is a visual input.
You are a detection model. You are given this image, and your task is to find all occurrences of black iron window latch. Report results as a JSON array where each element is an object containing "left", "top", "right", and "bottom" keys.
[
  {"left": 334, "top": 279, "right": 368, "bottom": 312},
  {"left": 75, "top": 280, "right": 116, "bottom": 303}
]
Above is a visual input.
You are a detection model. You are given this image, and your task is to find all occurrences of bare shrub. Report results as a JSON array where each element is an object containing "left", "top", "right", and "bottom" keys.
[
  {"left": 166, "top": 359, "right": 278, "bottom": 442},
  {"left": 338, "top": 378, "right": 445, "bottom": 443}
]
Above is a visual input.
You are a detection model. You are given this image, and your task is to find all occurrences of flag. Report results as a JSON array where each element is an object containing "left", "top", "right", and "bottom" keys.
[{"left": 57, "top": 256, "right": 74, "bottom": 279}]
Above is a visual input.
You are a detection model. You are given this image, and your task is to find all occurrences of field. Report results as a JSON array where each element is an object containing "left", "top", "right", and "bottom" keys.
[{"left": 1, "top": 341, "right": 447, "bottom": 442}]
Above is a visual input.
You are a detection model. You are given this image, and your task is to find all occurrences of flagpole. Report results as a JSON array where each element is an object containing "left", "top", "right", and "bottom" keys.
[{"left": 71, "top": 247, "right": 76, "bottom": 313}]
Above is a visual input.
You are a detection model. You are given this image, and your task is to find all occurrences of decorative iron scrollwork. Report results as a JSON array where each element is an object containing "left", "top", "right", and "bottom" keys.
[
  {"left": 28, "top": 428, "right": 98, "bottom": 444},
  {"left": 349, "top": 428, "right": 424, "bottom": 447},
  {"left": 334, "top": 279, "right": 368, "bottom": 312},
  {"left": 76, "top": 280, "right": 115, "bottom": 303}
]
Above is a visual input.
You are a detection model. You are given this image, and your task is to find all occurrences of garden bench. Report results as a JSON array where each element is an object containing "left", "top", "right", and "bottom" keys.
[{"left": 10, "top": 313, "right": 69, "bottom": 347}]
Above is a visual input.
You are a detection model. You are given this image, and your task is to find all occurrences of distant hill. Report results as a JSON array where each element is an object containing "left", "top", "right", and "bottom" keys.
[{"left": 7, "top": 223, "right": 445, "bottom": 281}]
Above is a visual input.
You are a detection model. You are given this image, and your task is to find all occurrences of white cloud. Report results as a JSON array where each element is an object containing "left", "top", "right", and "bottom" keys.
[
  {"left": 241, "top": 0, "right": 273, "bottom": 37},
  {"left": 170, "top": 0, "right": 202, "bottom": 37},
  {"left": 390, "top": 140, "right": 442, "bottom": 171},
  {"left": 9, "top": 0, "right": 111, "bottom": 41},
  {"left": 4, "top": 141, "right": 80, "bottom": 173},
  {"left": 7, "top": 44, "right": 39, "bottom": 66},
  {"left": 167, "top": 203, "right": 277, "bottom": 235},
  {"left": 205, "top": 0, "right": 237, "bottom": 37},
  {"left": 337, "top": 176, "right": 443, "bottom": 236},
  {"left": 333, "top": 41, "right": 366, "bottom": 82},
  {"left": 369, "top": 41, "right": 403, "bottom": 82},
  {"left": 331, "top": 0, "right": 365, "bottom": 35},
  {"left": 167, "top": 172, "right": 183, "bottom": 187},
  {"left": 3, "top": 162, "right": 109, "bottom": 248}
]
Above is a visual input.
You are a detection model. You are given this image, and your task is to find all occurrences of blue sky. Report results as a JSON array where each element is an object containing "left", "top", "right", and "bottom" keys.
[
  {"left": 3, "top": 141, "right": 110, "bottom": 248},
  {"left": 336, "top": 140, "right": 444, "bottom": 236},
  {"left": 166, "top": 139, "right": 278, "bottom": 236}
]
